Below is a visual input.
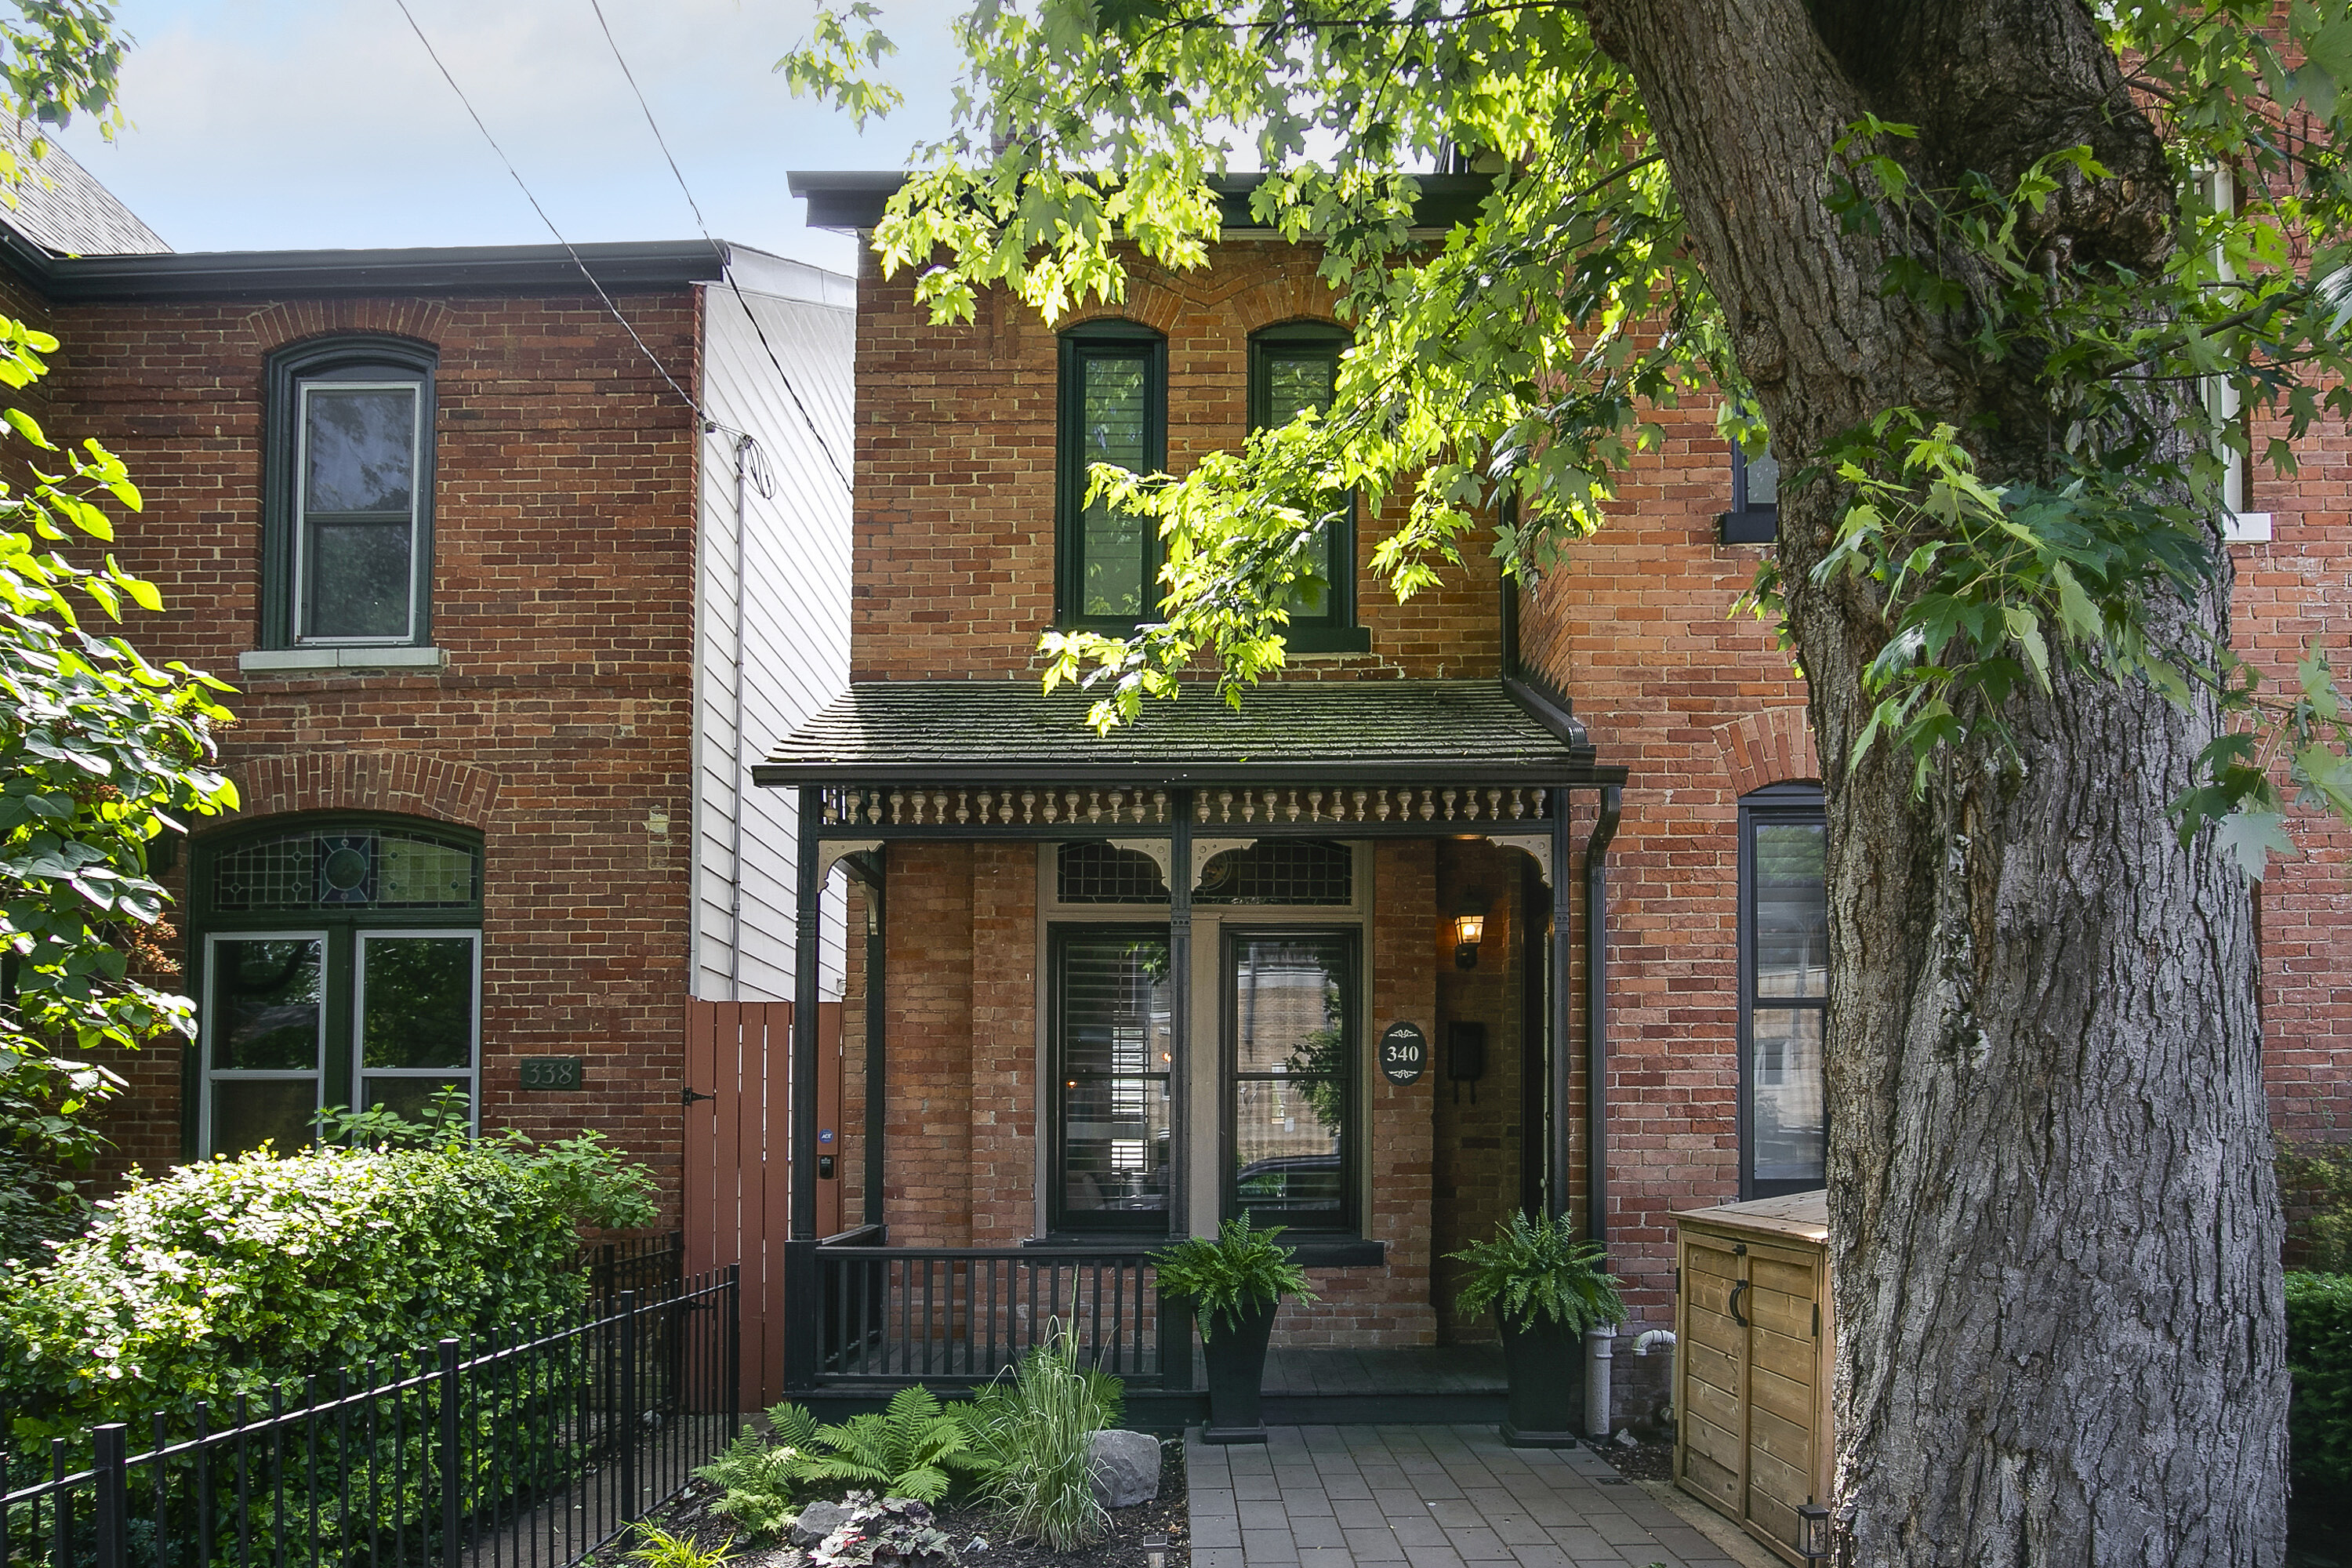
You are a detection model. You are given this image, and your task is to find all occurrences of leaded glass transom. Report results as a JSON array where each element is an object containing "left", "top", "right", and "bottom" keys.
[
  {"left": 1197, "top": 840, "right": 1352, "bottom": 906},
  {"left": 1057, "top": 842, "right": 1171, "bottom": 904},
  {"left": 212, "top": 828, "right": 480, "bottom": 913}
]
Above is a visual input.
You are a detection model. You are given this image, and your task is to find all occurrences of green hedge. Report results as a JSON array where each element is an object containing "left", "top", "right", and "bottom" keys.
[
  {"left": 2288, "top": 1271, "right": 2352, "bottom": 1495},
  {"left": 0, "top": 1134, "right": 652, "bottom": 1442}
]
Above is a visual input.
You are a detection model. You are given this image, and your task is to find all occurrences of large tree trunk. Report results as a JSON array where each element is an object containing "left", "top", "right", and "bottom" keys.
[{"left": 1583, "top": 2, "right": 2290, "bottom": 1563}]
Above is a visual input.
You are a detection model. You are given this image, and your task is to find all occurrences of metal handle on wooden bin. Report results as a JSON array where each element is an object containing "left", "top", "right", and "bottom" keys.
[{"left": 1728, "top": 1279, "right": 1749, "bottom": 1327}]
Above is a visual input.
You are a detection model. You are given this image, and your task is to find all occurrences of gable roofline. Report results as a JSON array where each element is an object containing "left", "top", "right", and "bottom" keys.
[
  {"left": 1, "top": 234, "right": 733, "bottom": 303},
  {"left": 787, "top": 170, "right": 1494, "bottom": 234}
]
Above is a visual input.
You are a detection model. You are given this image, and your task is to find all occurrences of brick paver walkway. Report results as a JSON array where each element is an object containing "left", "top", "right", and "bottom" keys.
[{"left": 1184, "top": 1425, "right": 1748, "bottom": 1568}]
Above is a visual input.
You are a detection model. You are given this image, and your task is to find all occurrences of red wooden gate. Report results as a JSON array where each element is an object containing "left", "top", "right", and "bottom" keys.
[{"left": 683, "top": 1000, "right": 841, "bottom": 1406}]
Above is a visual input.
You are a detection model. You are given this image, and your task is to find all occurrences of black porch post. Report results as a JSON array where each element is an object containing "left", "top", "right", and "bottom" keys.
[
  {"left": 782, "top": 786, "right": 826, "bottom": 1389},
  {"left": 1583, "top": 786, "right": 1623, "bottom": 1246},
  {"left": 1548, "top": 782, "right": 1576, "bottom": 1222},
  {"left": 1162, "top": 789, "right": 1196, "bottom": 1392},
  {"left": 1168, "top": 789, "right": 1193, "bottom": 1240}
]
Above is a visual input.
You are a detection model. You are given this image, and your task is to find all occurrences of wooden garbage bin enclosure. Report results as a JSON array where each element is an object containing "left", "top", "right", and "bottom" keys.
[{"left": 1674, "top": 1190, "right": 1833, "bottom": 1566}]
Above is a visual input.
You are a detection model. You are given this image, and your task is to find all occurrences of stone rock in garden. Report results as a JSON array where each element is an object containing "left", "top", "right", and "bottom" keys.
[
  {"left": 1089, "top": 1428, "right": 1162, "bottom": 1508},
  {"left": 789, "top": 1500, "right": 857, "bottom": 1548}
]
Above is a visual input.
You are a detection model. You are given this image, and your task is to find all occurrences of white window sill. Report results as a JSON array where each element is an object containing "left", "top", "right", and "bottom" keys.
[
  {"left": 238, "top": 647, "right": 446, "bottom": 673},
  {"left": 2224, "top": 511, "right": 2272, "bottom": 544}
]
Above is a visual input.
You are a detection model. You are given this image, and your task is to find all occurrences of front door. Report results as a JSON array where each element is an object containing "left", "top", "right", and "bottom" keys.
[{"left": 1223, "top": 929, "right": 1359, "bottom": 1234}]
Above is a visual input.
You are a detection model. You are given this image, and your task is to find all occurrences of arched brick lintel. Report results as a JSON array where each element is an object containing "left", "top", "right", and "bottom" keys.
[
  {"left": 1226, "top": 272, "right": 1341, "bottom": 336},
  {"left": 241, "top": 301, "right": 457, "bottom": 358},
  {"left": 222, "top": 752, "right": 499, "bottom": 833},
  {"left": 1717, "top": 706, "right": 1820, "bottom": 798}
]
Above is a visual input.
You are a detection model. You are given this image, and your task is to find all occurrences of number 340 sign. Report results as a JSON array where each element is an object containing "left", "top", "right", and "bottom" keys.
[{"left": 1378, "top": 1023, "right": 1428, "bottom": 1086}]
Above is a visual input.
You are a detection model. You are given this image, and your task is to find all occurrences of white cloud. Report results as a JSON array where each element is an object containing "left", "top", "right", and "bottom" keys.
[{"left": 53, "top": 0, "right": 971, "bottom": 269}]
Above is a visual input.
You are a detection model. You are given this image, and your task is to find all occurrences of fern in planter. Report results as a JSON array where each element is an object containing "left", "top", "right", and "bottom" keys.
[
  {"left": 1449, "top": 1211, "right": 1626, "bottom": 1332},
  {"left": 1152, "top": 1216, "right": 1320, "bottom": 1341}
]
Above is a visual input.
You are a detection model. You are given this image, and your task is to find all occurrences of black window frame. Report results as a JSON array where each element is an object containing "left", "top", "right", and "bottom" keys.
[
  {"left": 185, "top": 811, "right": 485, "bottom": 1159},
  {"left": 1221, "top": 924, "right": 1361, "bottom": 1236},
  {"left": 1248, "top": 321, "right": 1367, "bottom": 653},
  {"left": 262, "top": 334, "right": 439, "bottom": 650},
  {"left": 1055, "top": 321, "right": 1168, "bottom": 630},
  {"left": 1047, "top": 922, "right": 1178, "bottom": 1236},
  {"left": 1719, "top": 443, "right": 1779, "bottom": 545},
  {"left": 1737, "top": 782, "right": 1828, "bottom": 1199}
]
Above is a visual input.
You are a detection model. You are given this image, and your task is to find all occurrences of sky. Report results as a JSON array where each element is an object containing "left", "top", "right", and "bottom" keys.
[{"left": 49, "top": 0, "right": 971, "bottom": 274}]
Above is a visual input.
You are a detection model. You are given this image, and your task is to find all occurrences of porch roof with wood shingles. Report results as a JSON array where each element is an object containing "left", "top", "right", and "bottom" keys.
[{"left": 753, "top": 677, "right": 1622, "bottom": 789}]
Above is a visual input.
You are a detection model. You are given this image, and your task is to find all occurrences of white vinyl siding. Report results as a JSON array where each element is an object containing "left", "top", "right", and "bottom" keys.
[{"left": 691, "top": 252, "right": 855, "bottom": 1003}]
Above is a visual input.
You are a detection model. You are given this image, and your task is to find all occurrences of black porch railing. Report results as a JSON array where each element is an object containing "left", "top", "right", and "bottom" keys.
[
  {"left": 792, "top": 1232, "right": 1192, "bottom": 1390},
  {"left": 0, "top": 1268, "right": 740, "bottom": 1568}
]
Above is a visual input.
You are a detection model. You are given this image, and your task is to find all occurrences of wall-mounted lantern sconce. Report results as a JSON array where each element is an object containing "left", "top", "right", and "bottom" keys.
[
  {"left": 1453, "top": 890, "right": 1490, "bottom": 969},
  {"left": 1796, "top": 1502, "right": 1831, "bottom": 1562}
]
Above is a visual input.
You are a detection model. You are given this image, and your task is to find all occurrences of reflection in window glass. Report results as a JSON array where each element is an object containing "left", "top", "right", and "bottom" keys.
[
  {"left": 212, "top": 938, "right": 324, "bottom": 1071},
  {"left": 1080, "top": 356, "right": 1151, "bottom": 619},
  {"left": 1744, "top": 450, "right": 1780, "bottom": 507},
  {"left": 299, "top": 383, "right": 419, "bottom": 642},
  {"left": 358, "top": 933, "right": 478, "bottom": 1123},
  {"left": 1054, "top": 932, "right": 1174, "bottom": 1229},
  {"left": 1254, "top": 340, "right": 1346, "bottom": 618},
  {"left": 207, "top": 935, "right": 325, "bottom": 1157},
  {"left": 1230, "top": 933, "right": 1353, "bottom": 1229},
  {"left": 1742, "top": 800, "right": 1828, "bottom": 1195}
]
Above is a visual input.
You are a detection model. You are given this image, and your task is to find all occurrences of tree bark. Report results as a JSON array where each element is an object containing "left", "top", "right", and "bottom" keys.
[{"left": 1581, "top": 2, "right": 2290, "bottom": 1563}]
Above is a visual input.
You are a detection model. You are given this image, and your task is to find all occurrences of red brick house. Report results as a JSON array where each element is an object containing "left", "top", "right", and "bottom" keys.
[
  {"left": 0, "top": 143, "right": 858, "bottom": 1294},
  {"left": 756, "top": 170, "right": 2352, "bottom": 1425}
]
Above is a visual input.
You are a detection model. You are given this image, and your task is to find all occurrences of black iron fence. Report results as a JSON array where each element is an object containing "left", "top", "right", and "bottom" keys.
[
  {"left": 794, "top": 1236, "right": 1190, "bottom": 1388},
  {"left": 583, "top": 1232, "right": 684, "bottom": 1306},
  {"left": 1, "top": 1268, "right": 740, "bottom": 1568}
]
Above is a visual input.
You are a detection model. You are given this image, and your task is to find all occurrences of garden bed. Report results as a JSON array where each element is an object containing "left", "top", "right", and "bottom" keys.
[{"left": 590, "top": 1436, "right": 1189, "bottom": 1567}]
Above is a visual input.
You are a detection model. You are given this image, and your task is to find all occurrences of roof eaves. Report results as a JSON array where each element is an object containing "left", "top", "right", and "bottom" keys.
[
  {"left": 786, "top": 170, "right": 1496, "bottom": 234},
  {"left": 22, "top": 238, "right": 731, "bottom": 303}
]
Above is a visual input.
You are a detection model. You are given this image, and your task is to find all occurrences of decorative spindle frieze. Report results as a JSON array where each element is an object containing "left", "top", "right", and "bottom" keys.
[{"left": 813, "top": 782, "right": 1550, "bottom": 831}]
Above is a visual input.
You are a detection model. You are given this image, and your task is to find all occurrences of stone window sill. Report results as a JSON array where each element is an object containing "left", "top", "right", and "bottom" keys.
[{"left": 238, "top": 646, "right": 446, "bottom": 674}]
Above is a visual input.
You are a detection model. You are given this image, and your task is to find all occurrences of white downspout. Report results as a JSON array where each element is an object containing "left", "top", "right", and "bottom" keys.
[{"left": 1584, "top": 1325, "right": 1616, "bottom": 1438}]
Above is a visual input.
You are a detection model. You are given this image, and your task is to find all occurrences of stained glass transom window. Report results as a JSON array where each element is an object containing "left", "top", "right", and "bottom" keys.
[
  {"left": 212, "top": 828, "right": 481, "bottom": 913},
  {"left": 1197, "top": 840, "right": 1352, "bottom": 906}
]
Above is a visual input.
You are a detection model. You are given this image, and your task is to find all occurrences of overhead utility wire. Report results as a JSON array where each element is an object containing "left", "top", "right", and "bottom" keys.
[
  {"left": 393, "top": 0, "right": 848, "bottom": 494},
  {"left": 585, "top": 0, "right": 855, "bottom": 493}
]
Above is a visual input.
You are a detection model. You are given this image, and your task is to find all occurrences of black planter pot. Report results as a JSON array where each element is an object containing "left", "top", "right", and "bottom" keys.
[
  {"left": 1497, "top": 1312, "right": 1586, "bottom": 1448},
  {"left": 1200, "top": 1298, "right": 1280, "bottom": 1444}
]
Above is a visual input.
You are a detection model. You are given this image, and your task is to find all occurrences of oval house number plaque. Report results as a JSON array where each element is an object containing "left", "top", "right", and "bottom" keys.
[{"left": 1378, "top": 1022, "right": 1428, "bottom": 1086}]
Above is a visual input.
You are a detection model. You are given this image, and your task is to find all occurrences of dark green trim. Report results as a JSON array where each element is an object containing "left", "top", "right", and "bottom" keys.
[
  {"left": 1736, "top": 782, "right": 1827, "bottom": 1201},
  {"left": 184, "top": 813, "right": 485, "bottom": 1160},
  {"left": 1047, "top": 923, "right": 1178, "bottom": 1236},
  {"left": 1055, "top": 323, "right": 1168, "bottom": 629},
  {"left": 1249, "top": 321, "right": 1357, "bottom": 637},
  {"left": 1220, "top": 924, "right": 1362, "bottom": 1239},
  {"left": 262, "top": 335, "right": 440, "bottom": 652}
]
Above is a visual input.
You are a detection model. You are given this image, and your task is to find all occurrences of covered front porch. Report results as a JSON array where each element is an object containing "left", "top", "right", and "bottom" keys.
[{"left": 753, "top": 677, "right": 1627, "bottom": 1422}]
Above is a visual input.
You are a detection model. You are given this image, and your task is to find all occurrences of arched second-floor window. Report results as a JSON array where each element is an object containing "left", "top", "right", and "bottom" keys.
[
  {"left": 262, "top": 335, "right": 438, "bottom": 649},
  {"left": 191, "top": 815, "right": 482, "bottom": 1156}
]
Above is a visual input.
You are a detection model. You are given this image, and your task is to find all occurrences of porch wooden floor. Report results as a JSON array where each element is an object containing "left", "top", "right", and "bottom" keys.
[
  {"left": 1257, "top": 1345, "right": 1505, "bottom": 1396},
  {"left": 1185, "top": 1344, "right": 1510, "bottom": 1424}
]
